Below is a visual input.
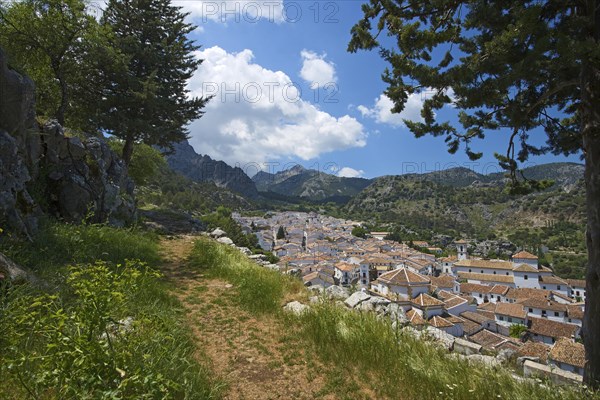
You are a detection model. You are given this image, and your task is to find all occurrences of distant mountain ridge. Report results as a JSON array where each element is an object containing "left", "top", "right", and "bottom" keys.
[
  {"left": 164, "top": 141, "right": 259, "bottom": 198},
  {"left": 252, "top": 165, "right": 373, "bottom": 201}
]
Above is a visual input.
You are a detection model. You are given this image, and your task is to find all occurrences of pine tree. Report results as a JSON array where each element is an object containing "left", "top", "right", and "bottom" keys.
[
  {"left": 276, "top": 226, "right": 285, "bottom": 240},
  {"left": 98, "top": 0, "right": 210, "bottom": 165},
  {"left": 349, "top": 0, "right": 600, "bottom": 386}
]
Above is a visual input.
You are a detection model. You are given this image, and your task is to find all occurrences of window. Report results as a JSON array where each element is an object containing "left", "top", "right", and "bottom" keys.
[
  {"left": 362, "top": 272, "right": 366, "bottom": 278},
  {"left": 497, "top": 296, "right": 500, "bottom": 300},
  {"left": 499, "top": 316, "right": 504, "bottom": 321},
  {"left": 529, "top": 308, "right": 533, "bottom": 313},
  {"left": 479, "top": 294, "right": 482, "bottom": 298},
  {"left": 557, "top": 285, "right": 561, "bottom": 290},
  {"left": 493, "top": 271, "right": 497, "bottom": 275},
  {"left": 524, "top": 275, "right": 528, "bottom": 280},
  {"left": 508, "top": 317, "right": 513, "bottom": 323},
  {"left": 469, "top": 269, "right": 472, "bottom": 273},
  {"left": 554, "top": 311, "right": 559, "bottom": 317},
  {"left": 506, "top": 272, "right": 509, "bottom": 275},
  {"left": 543, "top": 286, "right": 546, "bottom": 290},
  {"left": 576, "top": 291, "right": 580, "bottom": 296},
  {"left": 481, "top": 270, "right": 484, "bottom": 274}
]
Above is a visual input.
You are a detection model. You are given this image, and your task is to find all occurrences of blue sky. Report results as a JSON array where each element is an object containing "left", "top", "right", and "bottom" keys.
[{"left": 175, "top": 1, "right": 580, "bottom": 179}]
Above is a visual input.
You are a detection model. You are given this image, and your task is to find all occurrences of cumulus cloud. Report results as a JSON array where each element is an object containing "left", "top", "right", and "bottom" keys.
[
  {"left": 299, "top": 50, "right": 337, "bottom": 86},
  {"left": 357, "top": 93, "right": 425, "bottom": 127},
  {"left": 337, "top": 167, "right": 364, "bottom": 178},
  {"left": 186, "top": 46, "right": 366, "bottom": 167}
]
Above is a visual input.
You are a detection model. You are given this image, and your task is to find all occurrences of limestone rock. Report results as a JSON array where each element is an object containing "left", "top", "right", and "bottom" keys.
[
  {"left": 344, "top": 291, "right": 370, "bottom": 308},
  {"left": 325, "top": 285, "right": 350, "bottom": 300},
  {"left": 217, "top": 237, "right": 234, "bottom": 246},
  {"left": 0, "top": 252, "right": 32, "bottom": 283},
  {"left": 210, "top": 228, "right": 226, "bottom": 238},
  {"left": 283, "top": 301, "right": 309, "bottom": 315}
]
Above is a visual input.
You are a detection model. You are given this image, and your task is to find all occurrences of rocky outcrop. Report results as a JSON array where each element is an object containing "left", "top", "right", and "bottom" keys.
[
  {"left": 0, "top": 252, "right": 33, "bottom": 283},
  {"left": 39, "top": 122, "right": 136, "bottom": 226},
  {"left": 165, "top": 140, "right": 259, "bottom": 198},
  {"left": 0, "top": 48, "right": 136, "bottom": 236}
]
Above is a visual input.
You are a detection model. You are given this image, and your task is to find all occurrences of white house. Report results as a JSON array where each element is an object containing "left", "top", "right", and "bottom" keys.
[
  {"left": 527, "top": 316, "right": 581, "bottom": 345},
  {"left": 494, "top": 303, "right": 528, "bottom": 336},
  {"left": 567, "top": 279, "right": 586, "bottom": 302},
  {"left": 370, "top": 267, "right": 430, "bottom": 300}
]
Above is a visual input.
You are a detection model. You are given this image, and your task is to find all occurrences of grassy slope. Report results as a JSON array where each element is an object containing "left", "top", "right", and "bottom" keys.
[
  {"left": 0, "top": 221, "right": 220, "bottom": 399},
  {"left": 187, "top": 238, "right": 596, "bottom": 400}
]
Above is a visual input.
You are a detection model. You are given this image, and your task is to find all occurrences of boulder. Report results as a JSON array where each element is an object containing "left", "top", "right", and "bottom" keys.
[
  {"left": 0, "top": 252, "right": 32, "bottom": 283},
  {"left": 496, "top": 348, "right": 517, "bottom": 364},
  {"left": 210, "top": 228, "right": 226, "bottom": 238},
  {"left": 248, "top": 254, "right": 268, "bottom": 261},
  {"left": 283, "top": 301, "right": 309, "bottom": 315},
  {"left": 454, "top": 338, "right": 482, "bottom": 356},
  {"left": 517, "top": 356, "right": 540, "bottom": 366},
  {"left": 344, "top": 291, "right": 370, "bottom": 308},
  {"left": 237, "top": 247, "right": 252, "bottom": 255},
  {"left": 465, "top": 354, "right": 501, "bottom": 368},
  {"left": 325, "top": 285, "right": 350, "bottom": 300},
  {"left": 217, "top": 237, "right": 234, "bottom": 246},
  {"left": 307, "top": 285, "right": 325, "bottom": 294},
  {"left": 421, "top": 326, "right": 455, "bottom": 350}
]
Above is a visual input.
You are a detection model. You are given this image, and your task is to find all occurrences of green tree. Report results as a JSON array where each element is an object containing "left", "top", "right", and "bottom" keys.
[
  {"left": 108, "top": 140, "right": 166, "bottom": 185},
  {"left": 349, "top": 1, "right": 600, "bottom": 386},
  {"left": 509, "top": 324, "right": 527, "bottom": 339},
  {"left": 0, "top": 0, "right": 104, "bottom": 125},
  {"left": 351, "top": 226, "right": 368, "bottom": 239},
  {"left": 276, "top": 226, "right": 285, "bottom": 240},
  {"left": 97, "top": 0, "right": 210, "bottom": 166}
]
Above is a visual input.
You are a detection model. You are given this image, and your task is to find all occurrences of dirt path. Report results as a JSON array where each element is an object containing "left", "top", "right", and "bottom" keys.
[{"left": 158, "top": 236, "right": 343, "bottom": 400}]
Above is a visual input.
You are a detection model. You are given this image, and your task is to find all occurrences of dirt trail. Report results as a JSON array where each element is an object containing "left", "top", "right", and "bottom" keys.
[{"left": 158, "top": 236, "right": 340, "bottom": 400}]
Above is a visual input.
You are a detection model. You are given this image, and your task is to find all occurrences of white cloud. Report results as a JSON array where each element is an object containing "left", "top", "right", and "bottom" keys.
[
  {"left": 174, "top": 1, "right": 286, "bottom": 24},
  {"left": 358, "top": 93, "right": 425, "bottom": 127},
  {"left": 337, "top": 167, "right": 364, "bottom": 178},
  {"left": 299, "top": 50, "right": 337, "bottom": 86},
  {"left": 186, "top": 46, "right": 366, "bottom": 167}
]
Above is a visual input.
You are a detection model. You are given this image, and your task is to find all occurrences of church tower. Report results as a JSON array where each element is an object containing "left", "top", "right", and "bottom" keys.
[{"left": 455, "top": 240, "right": 468, "bottom": 261}]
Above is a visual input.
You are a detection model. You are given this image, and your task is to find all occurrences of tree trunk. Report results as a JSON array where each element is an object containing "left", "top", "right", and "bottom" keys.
[
  {"left": 56, "top": 73, "right": 67, "bottom": 126},
  {"left": 121, "top": 136, "right": 135, "bottom": 167},
  {"left": 582, "top": 1, "right": 600, "bottom": 388}
]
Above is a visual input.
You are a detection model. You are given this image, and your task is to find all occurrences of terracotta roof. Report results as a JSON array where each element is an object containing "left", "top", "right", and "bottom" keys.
[
  {"left": 406, "top": 309, "right": 427, "bottom": 326},
  {"left": 566, "top": 305, "right": 584, "bottom": 320},
  {"left": 455, "top": 259, "right": 514, "bottom": 270},
  {"left": 528, "top": 317, "right": 579, "bottom": 339},
  {"left": 469, "top": 329, "right": 510, "bottom": 349},
  {"left": 478, "top": 302, "right": 497, "bottom": 312},
  {"left": 335, "top": 262, "right": 356, "bottom": 272},
  {"left": 460, "top": 311, "right": 494, "bottom": 325},
  {"left": 412, "top": 293, "right": 444, "bottom": 308},
  {"left": 539, "top": 275, "right": 568, "bottom": 285},
  {"left": 429, "top": 274, "right": 456, "bottom": 289},
  {"left": 495, "top": 303, "right": 527, "bottom": 319},
  {"left": 512, "top": 263, "right": 540, "bottom": 272},
  {"left": 429, "top": 315, "right": 454, "bottom": 328},
  {"left": 460, "top": 282, "right": 493, "bottom": 294},
  {"left": 458, "top": 272, "right": 515, "bottom": 284},
  {"left": 517, "top": 298, "right": 567, "bottom": 313},
  {"left": 437, "top": 290, "right": 457, "bottom": 300},
  {"left": 377, "top": 267, "right": 430, "bottom": 286},
  {"left": 505, "top": 288, "right": 551, "bottom": 301},
  {"left": 489, "top": 285, "right": 511, "bottom": 295},
  {"left": 549, "top": 338, "right": 585, "bottom": 368},
  {"left": 454, "top": 239, "right": 468, "bottom": 244},
  {"left": 517, "top": 341, "right": 550, "bottom": 363},
  {"left": 566, "top": 279, "right": 586, "bottom": 288},
  {"left": 445, "top": 315, "right": 465, "bottom": 325},
  {"left": 512, "top": 250, "right": 538, "bottom": 260},
  {"left": 444, "top": 296, "right": 468, "bottom": 309},
  {"left": 441, "top": 255, "right": 458, "bottom": 263}
]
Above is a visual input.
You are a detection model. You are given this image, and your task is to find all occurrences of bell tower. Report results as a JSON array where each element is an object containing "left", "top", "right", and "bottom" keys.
[{"left": 456, "top": 240, "right": 468, "bottom": 261}]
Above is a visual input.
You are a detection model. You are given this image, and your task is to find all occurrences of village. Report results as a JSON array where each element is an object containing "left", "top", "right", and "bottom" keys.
[{"left": 234, "top": 211, "right": 586, "bottom": 382}]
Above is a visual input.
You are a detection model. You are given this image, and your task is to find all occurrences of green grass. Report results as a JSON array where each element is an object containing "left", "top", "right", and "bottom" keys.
[
  {"left": 187, "top": 237, "right": 305, "bottom": 315},
  {"left": 0, "top": 221, "right": 221, "bottom": 399},
  {"left": 187, "top": 237, "right": 596, "bottom": 400}
]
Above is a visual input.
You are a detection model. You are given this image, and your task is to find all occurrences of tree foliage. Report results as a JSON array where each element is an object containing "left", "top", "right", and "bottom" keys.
[
  {"left": 348, "top": 1, "right": 585, "bottom": 192},
  {"left": 351, "top": 226, "right": 368, "bottom": 239},
  {"left": 96, "top": 0, "right": 210, "bottom": 165},
  {"left": 0, "top": 0, "right": 105, "bottom": 125}
]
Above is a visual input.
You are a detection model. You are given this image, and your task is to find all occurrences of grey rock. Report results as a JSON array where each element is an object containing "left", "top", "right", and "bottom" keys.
[
  {"left": 344, "top": 291, "right": 371, "bottom": 308},
  {"left": 325, "top": 285, "right": 350, "bottom": 300},
  {"left": 217, "top": 237, "right": 234, "bottom": 245},
  {"left": 420, "top": 326, "right": 455, "bottom": 350},
  {"left": 210, "top": 228, "right": 226, "bottom": 238},
  {"left": 307, "top": 285, "right": 325, "bottom": 294},
  {"left": 0, "top": 252, "right": 32, "bottom": 283},
  {"left": 496, "top": 348, "right": 517, "bottom": 363},
  {"left": 249, "top": 254, "right": 268, "bottom": 261},
  {"left": 454, "top": 338, "right": 482, "bottom": 356},
  {"left": 466, "top": 354, "right": 501, "bottom": 368},
  {"left": 283, "top": 301, "right": 309, "bottom": 315},
  {"left": 237, "top": 247, "right": 252, "bottom": 255},
  {"left": 517, "top": 356, "right": 540, "bottom": 366}
]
